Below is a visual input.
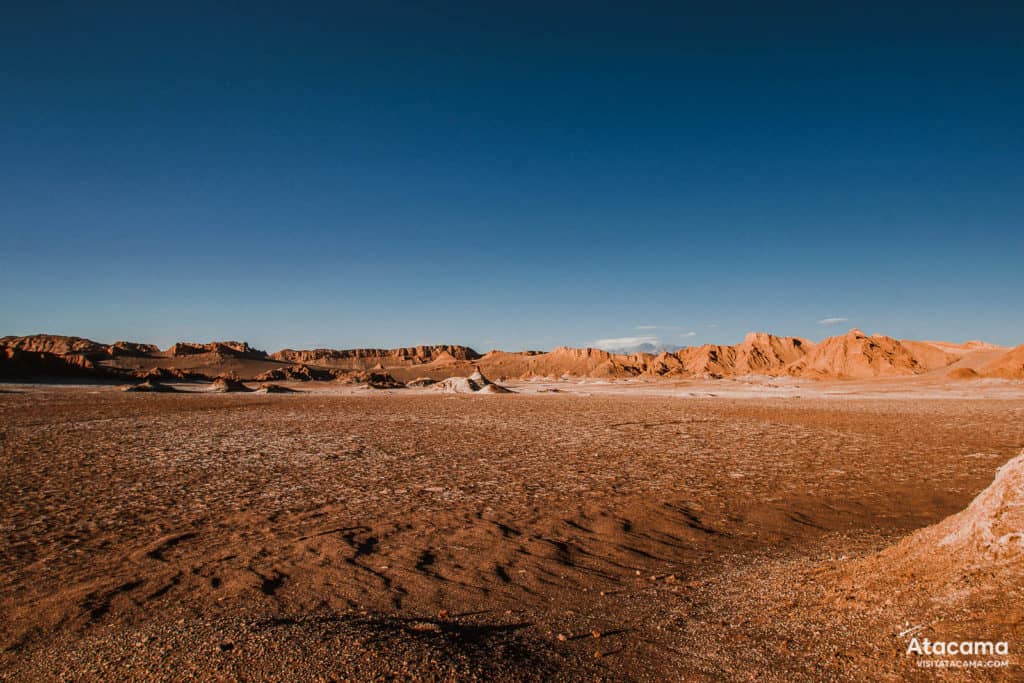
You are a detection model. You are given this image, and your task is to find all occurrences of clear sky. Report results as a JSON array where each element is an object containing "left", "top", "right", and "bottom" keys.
[{"left": 2, "top": 2, "right": 1022, "bottom": 352}]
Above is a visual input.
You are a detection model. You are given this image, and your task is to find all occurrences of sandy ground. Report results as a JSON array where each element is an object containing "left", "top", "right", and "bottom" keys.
[{"left": 1, "top": 380, "right": 1022, "bottom": 681}]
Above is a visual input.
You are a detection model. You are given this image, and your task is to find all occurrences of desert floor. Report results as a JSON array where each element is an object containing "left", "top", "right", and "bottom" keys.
[{"left": 1, "top": 380, "right": 1022, "bottom": 681}]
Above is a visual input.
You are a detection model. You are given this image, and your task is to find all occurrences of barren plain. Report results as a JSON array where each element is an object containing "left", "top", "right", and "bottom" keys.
[{"left": 1, "top": 379, "right": 1022, "bottom": 681}]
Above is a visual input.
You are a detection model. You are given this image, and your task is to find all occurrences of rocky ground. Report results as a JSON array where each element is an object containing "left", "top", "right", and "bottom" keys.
[{"left": 1, "top": 384, "right": 1022, "bottom": 680}]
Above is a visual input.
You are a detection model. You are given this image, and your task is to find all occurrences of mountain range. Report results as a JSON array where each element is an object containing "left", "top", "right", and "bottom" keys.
[{"left": 1, "top": 330, "right": 1022, "bottom": 383}]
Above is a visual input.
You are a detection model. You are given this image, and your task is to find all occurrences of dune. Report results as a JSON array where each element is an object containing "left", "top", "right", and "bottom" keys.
[
  {"left": 895, "top": 340, "right": 959, "bottom": 371},
  {"left": 946, "top": 367, "right": 980, "bottom": 380},
  {"left": 979, "top": 344, "right": 1024, "bottom": 379}
]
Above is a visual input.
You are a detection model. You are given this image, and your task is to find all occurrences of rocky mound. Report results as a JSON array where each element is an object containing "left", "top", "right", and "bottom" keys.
[
  {"left": 121, "top": 380, "right": 178, "bottom": 393},
  {"left": 337, "top": 371, "right": 405, "bottom": 389},
  {"left": 406, "top": 377, "right": 437, "bottom": 387},
  {"left": 134, "top": 367, "right": 208, "bottom": 382},
  {"left": 979, "top": 345, "right": 1024, "bottom": 379},
  {"left": 255, "top": 364, "right": 335, "bottom": 382},
  {"left": 254, "top": 383, "right": 298, "bottom": 394},
  {"left": 209, "top": 377, "right": 253, "bottom": 393},
  {"left": 947, "top": 367, "right": 980, "bottom": 380}
]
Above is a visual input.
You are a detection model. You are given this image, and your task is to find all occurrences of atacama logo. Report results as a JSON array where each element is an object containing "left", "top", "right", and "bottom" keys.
[
  {"left": 905, "top": 639, "right": 1009, "bottom": 657},
  {"left": 899, "top": 624, "right": 1010, "bottom": 670}
]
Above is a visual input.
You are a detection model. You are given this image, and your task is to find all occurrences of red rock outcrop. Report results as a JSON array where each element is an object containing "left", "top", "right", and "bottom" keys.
[
  {"left": 271, "top": 345, "right": 479, "bottom": 368},
  {"left": 165, "top": 341, "right": 267, "bottom": 359},
  {"left": 790, "top": 329, "right": 924, "bottom": 379}
]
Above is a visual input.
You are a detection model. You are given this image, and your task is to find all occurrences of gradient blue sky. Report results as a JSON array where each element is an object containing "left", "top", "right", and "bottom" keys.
[{"left": 2, "top": 2, "right": 1022, "bottom": 352}]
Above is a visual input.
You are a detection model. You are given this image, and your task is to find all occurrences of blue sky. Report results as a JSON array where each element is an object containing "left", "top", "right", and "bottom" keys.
[{"left": 2, "top": 2, "right": 1022, "bottom": 352}]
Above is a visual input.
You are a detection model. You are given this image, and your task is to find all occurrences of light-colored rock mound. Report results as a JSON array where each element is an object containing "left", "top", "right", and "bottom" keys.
[
  {"left": 979, "top": 344, "right": 1024, "bottom": 379},
  {"left": 792, "top": 329, "right": 924, "bottom": 379},
  {"left": 209, "top": 377, "right": 253, "bottom": 393},
  {"left": 434, "top": 367, "right": 514, "bottom": 393},
  {"left": 883, "top": 450, "right": 1024, "bottom": 574},
  {"left": 121, "top": 380, "right": 178, "bottom": 393},
  {"left": 433, "top": 376, "right": 480, "bottom": 393}
]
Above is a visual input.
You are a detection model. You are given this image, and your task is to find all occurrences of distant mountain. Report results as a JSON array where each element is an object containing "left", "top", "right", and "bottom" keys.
[
  {"left": 602, "top": 342, "right": 678, "bottom": 355},
  {"left": 0, "top": 331, "right": 1017, "bottom": 383}
]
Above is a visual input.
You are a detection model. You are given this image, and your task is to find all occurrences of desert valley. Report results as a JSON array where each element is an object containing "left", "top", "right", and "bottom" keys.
[{"left": 1, "top": 331, "right": 1023, "bottom": 681}]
